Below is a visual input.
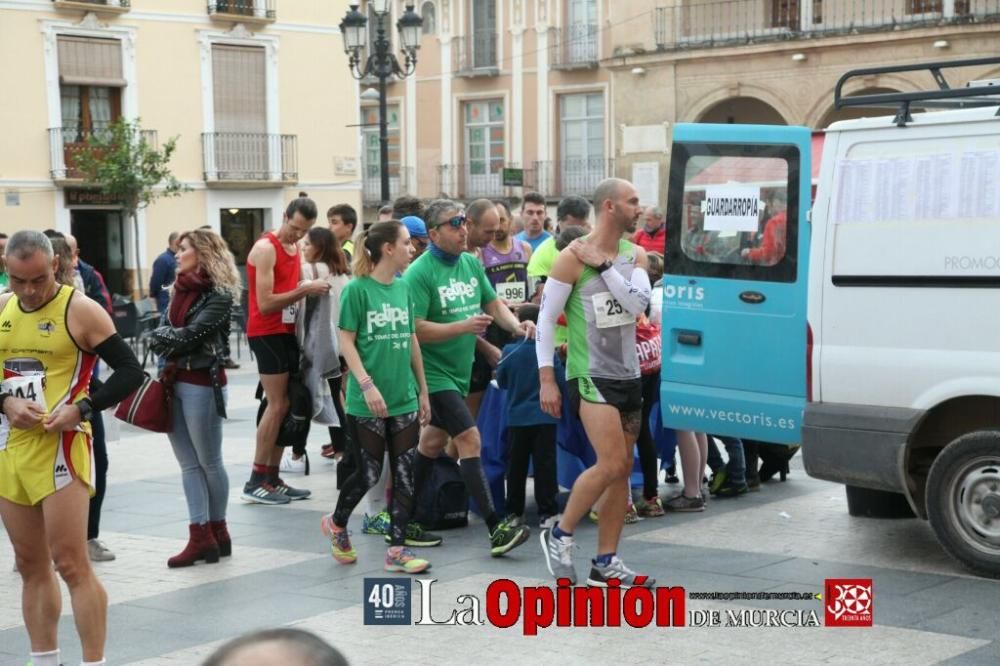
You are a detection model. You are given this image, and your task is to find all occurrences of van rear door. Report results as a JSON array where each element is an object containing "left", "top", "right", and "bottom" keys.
[{"left": 660, "top": 123, "right": 811, "bottom": 444}]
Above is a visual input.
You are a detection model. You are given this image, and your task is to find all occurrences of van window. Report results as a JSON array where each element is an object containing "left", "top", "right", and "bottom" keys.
[{"left": 666, "top": 143, "right": 801, "bottom": 283}]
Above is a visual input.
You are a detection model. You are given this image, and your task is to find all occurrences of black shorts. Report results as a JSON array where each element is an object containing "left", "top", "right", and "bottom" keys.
[
  {"left": 428, "top": 390, "right": 477, "bottom": 437},
  {"left": 249, "top": 334, "right": 299, "bottom": 375},
  {"left": 567, "top": 375, "right": 643, "bottom": 418}
]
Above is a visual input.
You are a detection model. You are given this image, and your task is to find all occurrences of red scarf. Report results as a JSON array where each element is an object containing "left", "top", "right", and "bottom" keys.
[{"left": 169, "top": 269, "right": 213, "bottom": 326}]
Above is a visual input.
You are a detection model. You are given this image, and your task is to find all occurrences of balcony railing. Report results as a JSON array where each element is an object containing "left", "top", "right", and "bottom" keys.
[
  {"left": 550, "top": 24, "right": 599, "bottom": 69},
  {"left": 52, "top": 0, "right": 130, "bottom": 12},
  {"left": 453, "top": 32, "right": 499, "bottom": 76},
  {"left": 207, "top": 0, "right": 276, "bottom": 22},
  {"left": 533, "top": 158, "right": 614, "bottom": 200},
  {"left": 49, "top": 126, "right": 157, "bottom": 181},
  {"left": 363, "top": 166, "right": 415, "bottom": 205},
  {"left": 202, "top": 133, "right": 297, "bottom": 184},
  {"left": 654, "top": 0, "right": 1000, "bottom": 51},
  {"left": 437, "top": 164, "right": 535, "bottom": 200}
]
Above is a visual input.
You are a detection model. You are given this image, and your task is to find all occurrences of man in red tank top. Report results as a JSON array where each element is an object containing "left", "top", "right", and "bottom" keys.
[{"left": 243, "top": 195, "right": 330, "bottom": 505}]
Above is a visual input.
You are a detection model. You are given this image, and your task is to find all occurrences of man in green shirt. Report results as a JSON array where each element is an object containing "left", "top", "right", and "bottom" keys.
[
  {"left": 403, "top": 198, "right": 535, "bottom": 557},
  {"left": 527, "top": 195, "right": 592, "bottom": 292}
]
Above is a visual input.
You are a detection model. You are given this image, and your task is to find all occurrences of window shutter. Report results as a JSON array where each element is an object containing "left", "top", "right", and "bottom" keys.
[
  {"left": 57, "top": 36, "right": 125, "bottom": 87},
  {"left": 212, "top": 44, "right": 267, "bottom": 133}
]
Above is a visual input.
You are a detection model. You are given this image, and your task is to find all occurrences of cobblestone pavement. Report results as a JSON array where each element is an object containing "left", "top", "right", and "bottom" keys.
[{"left": 2, "top": 365, "right": 999, "bottom": 665}]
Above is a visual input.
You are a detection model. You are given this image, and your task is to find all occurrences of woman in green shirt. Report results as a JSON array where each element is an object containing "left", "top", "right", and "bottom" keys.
[{"left": 320, "top": 221, "right": 434, "bottom": 574}]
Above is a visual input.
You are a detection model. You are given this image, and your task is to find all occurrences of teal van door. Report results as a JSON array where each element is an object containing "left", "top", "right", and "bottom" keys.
[{"left": 659, "top": 124, "right": 811, "bottom": 444}]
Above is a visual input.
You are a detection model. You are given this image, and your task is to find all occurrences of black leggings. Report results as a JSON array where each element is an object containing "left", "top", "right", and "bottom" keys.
[
  {"left": 507, "top": 425, "right": 558, "bottom": 517},
  {"left": 333, "top": 413, "right": 419, "bottom": 546},
  {"left": 326, "top": 375, "right": 348, "bottom": 453},
  {"left": 636, "top": 371, "right": 661, "bottom": 500},
  {"left": 87, "top": 408, "right": 108, "bottom": 541}
]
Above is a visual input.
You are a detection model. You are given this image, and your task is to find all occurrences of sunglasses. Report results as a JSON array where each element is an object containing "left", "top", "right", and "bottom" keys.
[{"left": 434, "top": 214, "right": 467, "bottom": 229}]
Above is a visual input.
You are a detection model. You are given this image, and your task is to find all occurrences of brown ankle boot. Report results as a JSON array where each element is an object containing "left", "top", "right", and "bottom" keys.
[
  {"left": 168, "top": 524, "right": 220, "bottom": 568},
  {"left": 210, "top": 519, "right": 232, "bottom": 557}
]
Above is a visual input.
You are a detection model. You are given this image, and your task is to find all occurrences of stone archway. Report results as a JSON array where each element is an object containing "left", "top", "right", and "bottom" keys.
[
  {"left": 696, "top": 96, "right": 788, "bottom": 125},
  {"left": 814, "top": 87, "right": 903, "bottom": 129}
]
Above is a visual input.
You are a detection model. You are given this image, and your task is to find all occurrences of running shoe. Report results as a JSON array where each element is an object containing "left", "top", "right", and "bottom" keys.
[
  {"left": 624, "top": 503, "right": 642, "bottom": 524},
  {"left": 663, "top": 493, "right": 705, "bottom": 512},
  {"left": 588, "top": 510, "right": 600, "bottom": 524},
  {"left": 320, "top": 514, "right": 357, "bottom": 564},
  {"left": 709, "top": 469, "right": 728, "bottom": 495},
  {"left": 713, "top": 480, "right": 750, "bottom": 498},
  {"left": 539, "top": 514, "right": 560, "bottom": 529},
  {"left": 506, "top": 514, "right": 525, "bottom": 528},
  {"left": 489, "top": 517, "right": 530, "bottom": 557},
  {"left": 241, "top": 481, "right": 292, "bottom": 505},
  {"left": 362, "top": 510, "right": 391, "bottom": 535},
  {"left": 664, "top": 465, "right": 680, "bottom": 484},
  {"left": 87, "top": 538, "right": 116, "bottom": 562},
  {"left": 385, "top": 546, "right": 431, "bottom": 574},
  {"left": 273, "top": 477, "right": 311, "bottom": 501},
  {"left": 280, "top": 451, "right": 309, "bottom": 475},
  {"left": 383, "top": 522, "right": 443, "bottom": 548},
  {"left": 539, "top": 528, "right": 577, "bottom": 584},
  {"left": 635, "top": 496, "right": 666, "bottom": 518},
  {"left": 586, "top": 556, "right": 655, "bottom": 588}
]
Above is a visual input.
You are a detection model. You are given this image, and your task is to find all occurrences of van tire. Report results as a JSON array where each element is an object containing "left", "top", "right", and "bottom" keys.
[
  {"left": 845, "top": 485, "right": 916, "bottom": 519},
  {"left": 926, "top": 431, "right": 1000, "bottom": 579}
]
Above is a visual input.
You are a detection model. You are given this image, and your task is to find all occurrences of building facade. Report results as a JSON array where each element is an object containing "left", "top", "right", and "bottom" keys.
[
  {"left": 359, "top": 0, "right": 612, "bottom": 215},
  {"left": 604, "top": 0, "right": 1000, "bottom": 208},
  {"left": 0, "top": 0, "right": 362, "bottom": 297}
]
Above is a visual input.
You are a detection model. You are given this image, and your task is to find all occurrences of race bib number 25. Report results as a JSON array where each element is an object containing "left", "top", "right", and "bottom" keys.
[{"left": 591, "top": 292, "right": 633, "bottom": 329}]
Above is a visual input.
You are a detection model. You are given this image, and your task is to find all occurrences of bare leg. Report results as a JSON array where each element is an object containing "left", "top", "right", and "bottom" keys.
[
  {"left": 1, "top": 498, "right": 60, "bottom": 653},
  {"left": 676, "top": 430, "right": 702, "bottom": 498},
  {"left": 44, "top": 480, "right": 108, "bottom": 662},
  {"left": 255, "top": 373, "right": 290, "bottom": 466},
  {"left": 558, "top": 402, "right": 632, "bottom": 542}
]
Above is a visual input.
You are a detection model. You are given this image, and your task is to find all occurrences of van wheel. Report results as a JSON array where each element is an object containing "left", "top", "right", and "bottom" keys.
[
  {"left": 845, "top": 485, "right": 916, "bottom": 519},
  {"left": 926, "top": 431, "right": 1000, "bottom": 579}
]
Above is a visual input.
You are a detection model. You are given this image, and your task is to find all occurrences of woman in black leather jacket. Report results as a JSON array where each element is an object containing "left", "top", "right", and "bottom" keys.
[{"left": 149, "top": 229, "right": 241, "bottom": 569}]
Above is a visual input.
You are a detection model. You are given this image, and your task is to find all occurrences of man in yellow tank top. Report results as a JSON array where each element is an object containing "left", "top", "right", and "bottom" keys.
[{"left": 0, "top": 231, "right": 143, "bottom": 666}]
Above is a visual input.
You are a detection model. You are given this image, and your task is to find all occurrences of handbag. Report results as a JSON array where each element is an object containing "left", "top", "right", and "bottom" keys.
[
  {"left": 114, "top": 351, "right": 173, "bottom": 433},
  {"left": 635, "top": 314, "right": 662, "bottom": 376}
]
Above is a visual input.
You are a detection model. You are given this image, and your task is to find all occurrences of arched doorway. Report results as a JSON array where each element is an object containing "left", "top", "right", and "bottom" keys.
[{"left": 697, "top": 97, "right": 787, "bottom": 125}]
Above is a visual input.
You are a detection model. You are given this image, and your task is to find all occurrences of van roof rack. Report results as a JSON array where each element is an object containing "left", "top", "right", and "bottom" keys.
[{"left": 834, "top": 56, "right": 1000, "bottom": 128}]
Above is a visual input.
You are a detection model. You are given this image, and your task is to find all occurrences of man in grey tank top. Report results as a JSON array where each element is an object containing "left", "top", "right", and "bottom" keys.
[{"left": 535, "top": 178, "right": 656, "bottom": 588}]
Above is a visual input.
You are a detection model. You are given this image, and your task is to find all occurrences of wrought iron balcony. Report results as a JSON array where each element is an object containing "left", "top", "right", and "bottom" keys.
[
  {"left": 453, "top": 32, "right": 500, "bottom": 77},
  {"left": 550, "top": 24, "right": 599, "bottom": 70},
  {"left": 654, "top": 0, "right": 1000, "bottom": 52},
  {"left": 363, "top": 166, "right": 415, "bottom": 205},
  {"left": 437, "top": 164, "right": 535, "bottom": 200},
  {"left": 533, "top": 158, "right": 614, "bottom": 200},
  {"left": 207, "top": 0, "right": 276, "bottom": 23},
  {"left": 52, "top": 0, "right": 130, "bottom": 13},
  {"left": 49, "top": 126, "right": 157, "bottom": 181},
  {"left": 202, "top": 133, "right": 297, "bottom": 185}
]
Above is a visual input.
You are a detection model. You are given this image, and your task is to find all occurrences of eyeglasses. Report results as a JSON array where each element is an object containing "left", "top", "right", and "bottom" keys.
[{"left": 434, "top": 214, "right": 466, "bottom": 229}]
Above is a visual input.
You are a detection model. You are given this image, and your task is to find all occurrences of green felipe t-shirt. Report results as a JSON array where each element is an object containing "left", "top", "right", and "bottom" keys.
[
  {"left": 403, "top": 251, "right": 497, "bottom": 395},
  {"left": 338, "top": 276, "right": 418, "bottom": 417}
]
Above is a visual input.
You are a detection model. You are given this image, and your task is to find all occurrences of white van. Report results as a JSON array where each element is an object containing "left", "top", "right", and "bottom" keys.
[{"left": 660, "top": 56, "right": 1000, "bottom": 577}]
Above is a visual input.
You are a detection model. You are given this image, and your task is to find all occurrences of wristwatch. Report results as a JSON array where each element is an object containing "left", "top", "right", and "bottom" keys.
[
  {"left": 596, "top": 259, "right": 614, "bottom": 273},
  {"left": 75, "top": 397, "right": 95, "bottom": 423}
]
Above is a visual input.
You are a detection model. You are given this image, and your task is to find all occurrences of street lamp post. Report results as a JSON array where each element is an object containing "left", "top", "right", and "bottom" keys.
[{"left": 340, "top": 3, "right": 423, "bottom": 206}]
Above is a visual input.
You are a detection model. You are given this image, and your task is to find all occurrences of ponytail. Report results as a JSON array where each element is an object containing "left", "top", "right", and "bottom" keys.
[{"left": 352, "top": 221, "right": 403, "bottom": 277}]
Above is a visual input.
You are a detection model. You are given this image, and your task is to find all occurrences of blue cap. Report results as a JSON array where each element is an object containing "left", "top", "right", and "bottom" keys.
[{"left": 401, "top": 215, "right": 428, "bottom": 239}]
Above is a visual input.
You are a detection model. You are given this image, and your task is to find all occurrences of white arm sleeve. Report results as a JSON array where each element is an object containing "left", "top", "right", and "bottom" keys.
[
  {"left": 601, "top": 266, "right": 651, "bottom": 316},
  {"left": 536, "top": 277, "right": 572, "bottom": 369}
]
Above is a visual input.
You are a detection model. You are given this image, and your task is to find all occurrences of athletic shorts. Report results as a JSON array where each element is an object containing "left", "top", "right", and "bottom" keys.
[
  {"left": 567, "top": 375, "right": 643, "bottom": 418},
  {"left": 428, "top": 390, "right": 477, "bottom": 437},
  {"left": 249, "top": 334, "right": 300, "bottom": 375},
  {"left": 0, "top": 431, "right": 95, "bottom": 506}
]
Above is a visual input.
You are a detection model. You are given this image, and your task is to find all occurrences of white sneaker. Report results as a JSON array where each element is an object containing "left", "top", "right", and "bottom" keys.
[
  {"left": 280, "top": 451, "right": 309, "bottom": 475},
  {"left": 88, "top": 539, "right": 116, "bottom": 562},
  {"left": 539, "top": 514, "right": 561, "bottom": 529}
]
